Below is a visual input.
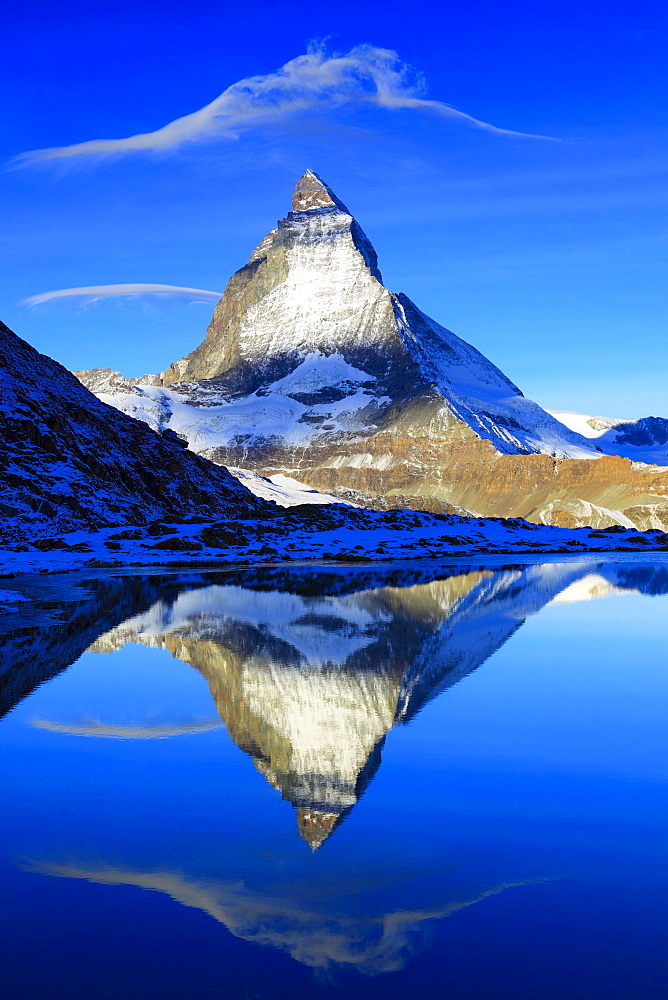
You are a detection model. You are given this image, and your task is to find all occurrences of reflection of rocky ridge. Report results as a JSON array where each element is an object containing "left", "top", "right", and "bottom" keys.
[
  {"left": 0, "top": 574, "right": 191, "bottom": 720},
  {"left": 90, "top": 562, "right": 604, "bottom": 846}
]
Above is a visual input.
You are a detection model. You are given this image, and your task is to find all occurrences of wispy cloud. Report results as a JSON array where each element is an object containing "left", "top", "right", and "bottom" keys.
[
  {"left": 30, "top": 717, "right": 224, "bottom": 738},
  {"left": 30, "top": 860, "right": 538, "bottom": 974},
  {"left": 12, "top": 43, "right": 554, "bottom": 166},
  {"left": 22, "top": 284, "right": 222, "bottom": 307}
]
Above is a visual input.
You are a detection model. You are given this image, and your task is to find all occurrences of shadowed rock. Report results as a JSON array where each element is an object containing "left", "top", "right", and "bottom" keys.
[{"left": 0, "top": 320, "right": 268, "bottom": 541}]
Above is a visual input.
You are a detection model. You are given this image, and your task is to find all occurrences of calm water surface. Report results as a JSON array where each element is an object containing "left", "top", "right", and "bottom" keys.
[{"left": 0, "top": 558, "right": 667, "bottom": 999}]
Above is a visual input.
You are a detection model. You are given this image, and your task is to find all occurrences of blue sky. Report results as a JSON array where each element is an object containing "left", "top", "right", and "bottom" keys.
[{"left": 2, "top": 0, "right": 667, "bottom": 418}]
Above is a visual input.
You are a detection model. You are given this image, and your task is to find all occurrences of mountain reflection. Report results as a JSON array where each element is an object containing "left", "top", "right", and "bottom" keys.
[
  {"left": 78, "top": 561, "right": 633, "bottom": 847},
  {"left": 3, "top": 560, "right": 668, "bottom": 849}
]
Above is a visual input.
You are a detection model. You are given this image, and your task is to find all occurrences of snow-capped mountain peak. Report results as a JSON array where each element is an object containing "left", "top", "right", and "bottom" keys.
[
  {"left": 291, "top": 168, "right": 346, "bottom": 212},
  {"left": 73, "top": 172, "right": 668, "bottom": 530},
  {"left": 78, "top": 171, "right": 596, "bottom": 459}
]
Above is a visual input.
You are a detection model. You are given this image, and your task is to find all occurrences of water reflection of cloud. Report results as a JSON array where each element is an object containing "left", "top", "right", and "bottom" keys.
[
  {"left": 29, "top": 718, "right": 223, "bottom": 739},
  {"left": 29, "top": 861, "right": 535, "bottom": 975}
]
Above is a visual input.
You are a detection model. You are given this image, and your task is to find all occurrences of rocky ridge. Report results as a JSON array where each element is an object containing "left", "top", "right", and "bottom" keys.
[{"left": 0, "top": 320, "right": 267, "bottom": 542}]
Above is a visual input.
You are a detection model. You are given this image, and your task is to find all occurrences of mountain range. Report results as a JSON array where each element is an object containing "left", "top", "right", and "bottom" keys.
[
  {"left": 3, "top": 311, "right": 666, "bottom": 565},
  {"left": 75, "top": 170, "right": 668, "bottom": 531}
]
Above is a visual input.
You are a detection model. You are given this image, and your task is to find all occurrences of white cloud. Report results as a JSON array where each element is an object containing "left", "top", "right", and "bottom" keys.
[
  {"left": 22, "top": 284, "right": 222, "bottom": 307},
  {"left": 31, "top": 861, "right": 534, "bottom": 974},
  {"left": 29, "top": 717, "right": 223, "bottom": 738},
  {"left": 12, "top": 43, "right": 554, "bottom": 166}
]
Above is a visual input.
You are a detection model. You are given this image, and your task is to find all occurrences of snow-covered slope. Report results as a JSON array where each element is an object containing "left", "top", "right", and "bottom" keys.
[
  {"left": 547, "top": 410, "right": 623, "bottom": 439},
  {"left": 2, "top": 499, "right": 667, "bottom": 578},
  {"left": 548, "top": 410, "right": 668, "bottom": 465},
  {"left": 227, "top": 467, "right": 355, "bottom": 506}
]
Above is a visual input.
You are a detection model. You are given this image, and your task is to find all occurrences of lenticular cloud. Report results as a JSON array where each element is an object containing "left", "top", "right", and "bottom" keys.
[
  {"left": 12, "top": 43, "right": 552, "bottom": 166},
  {"left": 23, "top": 284, "right": 223, "bottom": 307}
]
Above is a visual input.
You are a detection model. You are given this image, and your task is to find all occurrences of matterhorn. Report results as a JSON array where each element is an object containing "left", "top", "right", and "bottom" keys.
[{"left": 77, "top": 171, "right": 668, "bottom": 530}]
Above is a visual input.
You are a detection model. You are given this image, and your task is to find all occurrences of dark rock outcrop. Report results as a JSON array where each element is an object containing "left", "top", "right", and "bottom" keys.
[{"left": 0, "top": 320, "right": 269, "bottom": 541}]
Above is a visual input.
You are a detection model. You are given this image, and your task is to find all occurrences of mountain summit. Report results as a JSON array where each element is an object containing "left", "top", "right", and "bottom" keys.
[
  {"left": 291, "top": 168, "right": 343, "bottom": 211},
  {"left": 76, "top": 172, "right": 668, "bottom": 530}
]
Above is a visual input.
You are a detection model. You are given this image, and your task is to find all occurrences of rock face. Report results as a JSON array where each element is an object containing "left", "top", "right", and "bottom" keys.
[
  {"left": 0, "top": 320, "right": 267, "bottom": 541},
  {"left": 75, "top": 171, "right": 668, "bottom": 530}
]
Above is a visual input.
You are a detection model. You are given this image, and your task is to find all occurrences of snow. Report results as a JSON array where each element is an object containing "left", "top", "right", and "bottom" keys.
[
  {"left": 96, "top": 390, "right": 169, "bottom": 434},
  {"left": 1, "top": 504, "right": 666, "bottom": 577},
  {"left": 548, "top": 410, "right": 668, "bottom": 465},
  {"left": 269, "top": 353, "right": 371, "bottom": 393},
  {"left": 102, "top": 353, "right": 390, "bottom": 456},
  {"left": 547, "top": 410, "right": 619, "bottom": 439},
  {"left": 228, "top": 468, "right": 352, "bottom": 506}
]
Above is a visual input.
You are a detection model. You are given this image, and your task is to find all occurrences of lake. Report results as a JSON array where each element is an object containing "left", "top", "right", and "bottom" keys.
[{"left": 0, "top": 557, "right": 666, "bottom": 999}]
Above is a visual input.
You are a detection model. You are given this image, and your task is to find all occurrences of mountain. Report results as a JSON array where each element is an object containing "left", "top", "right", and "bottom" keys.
[
  {"left": 0, "top": 320, "right": 267, "bottom": 542},
  {"left": 75, "top": 171, "right": 668, "bottom": 531}
]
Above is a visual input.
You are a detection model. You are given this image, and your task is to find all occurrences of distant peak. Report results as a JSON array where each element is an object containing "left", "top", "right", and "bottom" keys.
[{"left": 291, "top": 169, "right": 348, "bottom": 213}]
